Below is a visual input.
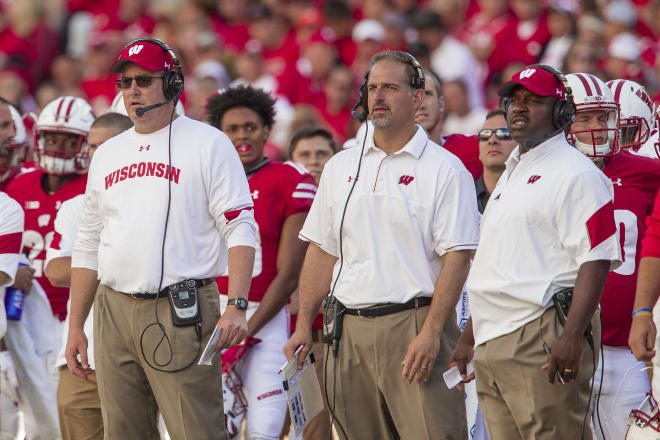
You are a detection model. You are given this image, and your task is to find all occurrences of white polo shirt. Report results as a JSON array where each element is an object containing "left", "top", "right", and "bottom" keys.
[
  {"left": 467, "top": 134, "right": 622, "bottom": 346},
  {"left": 300, "top": 125, "right": 480, "bottom": 308},
  {"left": 72, "top": 116, "right": 256, "bottom": 294}
]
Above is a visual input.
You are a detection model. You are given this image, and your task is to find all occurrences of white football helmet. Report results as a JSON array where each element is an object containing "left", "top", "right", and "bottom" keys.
[
  {"left": 0, "top": 104, "right": 28, "bottom": 185},
  {"left": 626, "top": 394, "right": 660, "bottom": 439},
  {"left": 565, "top": 73, "right": 620, "bottom": 158},
  {"left": 607, "top": 79, "right": 654, "bottom": 151},
  {"left": 35, "top": 96, "right": 94, "bottom": 175}
]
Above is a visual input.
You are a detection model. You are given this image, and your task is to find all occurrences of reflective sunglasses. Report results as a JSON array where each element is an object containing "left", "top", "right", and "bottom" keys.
[
  {"left": 478, "top": 128, "right": 512, "bottom": 142},
  {"left": 115, "top": 75, "right": 162, "bottom": 89}
]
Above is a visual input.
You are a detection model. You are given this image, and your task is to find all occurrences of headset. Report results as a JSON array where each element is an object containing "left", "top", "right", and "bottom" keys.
[
  {"left": 119, "top": 37, "right": 184, "bottom": 116},
  {"left": 502, "top": 64, "right": 577, "bottom": 149},
  {"left": 351, "top": 51, "right": 425, "bottom": 123}
]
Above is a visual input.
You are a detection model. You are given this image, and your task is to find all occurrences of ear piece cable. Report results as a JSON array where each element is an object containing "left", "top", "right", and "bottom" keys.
[
  {"left": 322, "top": 123, "right": 369, "bottom": 440},
  {"left": 139, "top": 102, "right": 202, "bottom": 373}
]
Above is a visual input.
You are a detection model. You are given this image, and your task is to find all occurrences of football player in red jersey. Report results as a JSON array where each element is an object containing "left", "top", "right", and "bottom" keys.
[
  {"left": 415, "top": 69, "right": 483, "bottom": 180},
  {"left": 565, "top": 73, "right": 660, "bottom": 440},
  {"left": 6, "top": 96, "right": 93, "bottom": 323},
  {"left": 206, "top": 85, "right": 315, "bottom": 439}
]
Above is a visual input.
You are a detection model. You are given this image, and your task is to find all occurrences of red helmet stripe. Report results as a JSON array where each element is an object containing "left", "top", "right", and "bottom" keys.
[
  {"left": 575, "top": 73, "right": 593, "bottom": 96},
  {"left": 54, "top": 98, "right": 65, "bottom": 122},
  {"left": 613, "top": 80, "right": 625, "bottom": 103},
  {"left": 64, "top": 98, "right": 75, "bottom": 122},
  {"left": 588, "top": 74, "right": 602, "bottom": 95}
]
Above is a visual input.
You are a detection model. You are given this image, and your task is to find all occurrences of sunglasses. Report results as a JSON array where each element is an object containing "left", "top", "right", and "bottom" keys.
[
  {"left": 478, "top": 128, "right": 512, "bottom": 142},
  {"left": 115, "top": 75, "right": 162, "bottom": 89}
]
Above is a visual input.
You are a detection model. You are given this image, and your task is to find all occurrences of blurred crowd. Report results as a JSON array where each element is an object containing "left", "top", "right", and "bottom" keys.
[{"left": 2, "top": 0, "right": 660, "bottom": 154}]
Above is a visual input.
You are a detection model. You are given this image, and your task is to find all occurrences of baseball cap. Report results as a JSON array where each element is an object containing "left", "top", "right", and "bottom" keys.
[
  {"left": 352, "top": 19, "right": 385, "bottom": 43},
  {"left": 498, "top": 66, "right": 565, "bottom": 99},
  {"left": 111, "top": 40, "right": 176, "bottom": 73}
]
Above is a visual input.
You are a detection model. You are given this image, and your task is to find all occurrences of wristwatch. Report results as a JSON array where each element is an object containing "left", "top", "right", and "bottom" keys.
[{"left": 227, "top": 297, "right": 248, "bottom": 311}]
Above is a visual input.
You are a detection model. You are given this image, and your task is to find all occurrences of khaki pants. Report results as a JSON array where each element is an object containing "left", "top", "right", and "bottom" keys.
[
  {"left": 474, "top": 307, "right": 601, "bottom": 440},
  {"left": 327, "top": 305, "right": 467, "bottom": 440},
  {"left": 94, "top": 283, "right": 226, "bottom": 440},
  {"left": 58, "top": 368, "right": 103, "bottom": 440}
]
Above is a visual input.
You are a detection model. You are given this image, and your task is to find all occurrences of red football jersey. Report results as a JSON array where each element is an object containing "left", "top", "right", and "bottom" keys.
[
  {"left": 216, "top": 161, "right": 315, "bottom": 302},
  {"left": 600, "top": 150, "right": 660, "bottom": 346},
  {"left": 6, "top": 169, "right": 87, "bottom": 319},
  {"left": 442, "top": 134, "right": 483, "bottom": 181}
]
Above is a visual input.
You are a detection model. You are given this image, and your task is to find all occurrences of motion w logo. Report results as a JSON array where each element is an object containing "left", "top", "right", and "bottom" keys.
[
  {"left": 519, "top": 69, "right": 536, "bottom": 79},
  {"left": 398, "top": 175, "right": 414, "bottom": 186},
  {"left": 128, "top": 45, "right": 144, "bottom": 56}
]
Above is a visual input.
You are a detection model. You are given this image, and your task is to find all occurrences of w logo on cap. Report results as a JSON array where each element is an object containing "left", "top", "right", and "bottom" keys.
[
  {"left": 519, "top": 69, "right": 536, "bottom": 79},
  {"left": 128, "top": 45, "right": 144, "bottom": 56}
]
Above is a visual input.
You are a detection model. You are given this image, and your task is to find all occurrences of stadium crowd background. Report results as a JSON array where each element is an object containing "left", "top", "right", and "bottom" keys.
[{"left": 2, "top": 0, "right": 660, "bottom": 153}]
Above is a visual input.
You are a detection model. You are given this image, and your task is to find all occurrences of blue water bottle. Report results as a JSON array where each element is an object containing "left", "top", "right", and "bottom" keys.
[{"left": 5, "top": 263, "right": 27, "bottom": 321}]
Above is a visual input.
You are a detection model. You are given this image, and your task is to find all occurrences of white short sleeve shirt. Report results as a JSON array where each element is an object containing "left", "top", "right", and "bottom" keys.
[
  {"left": 467, "top": 134, "right": 622, "bottom": 346},
  {"left": 300, "top": 125, "right": 481, "bottom": 308}
]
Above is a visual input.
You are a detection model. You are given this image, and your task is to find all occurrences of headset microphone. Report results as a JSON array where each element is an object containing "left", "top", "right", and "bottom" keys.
[
  {"left": 523, "top": 119, "right": 572, "bottom": 150},
  {"left": 136, "top": 101, "right": 169, "bottom": 117}
]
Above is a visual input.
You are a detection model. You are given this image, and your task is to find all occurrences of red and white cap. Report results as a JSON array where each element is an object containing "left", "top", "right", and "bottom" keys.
[
  {"left": 498, "top": 66, "right": 565, "bottom": 99},
  {"left": 111, "top": 40, "right": 176, "bottom": 73}
]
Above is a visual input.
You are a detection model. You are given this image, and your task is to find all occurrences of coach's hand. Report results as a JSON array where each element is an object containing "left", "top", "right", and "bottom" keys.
[
  {"left": 65, "top": 326, "right": 92, "bottom": 379},
  {"left": 402, "top": 328, "right": 440, "bottom": 384},
  {"left": 448, "top": 337, "right": 475, "bottom": 392},
  {"left": 284, "top": 328, "right": 313, "bottom": 370},
  {"left": 542, "top": 331, "right": 583, "bottom": 383},
  {"left": 629, "top": 314, "right": 657, "bottom": 362},
  {"left": 215, "top": 306, "right": 247, "bottom": 351}
]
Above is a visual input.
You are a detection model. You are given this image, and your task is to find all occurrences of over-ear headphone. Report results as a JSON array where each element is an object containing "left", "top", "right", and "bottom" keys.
[
  {"left": 352, "top": 51, "right": 425, "bottom": 123},
  {"left": 121, "top": 37, "right": 184, "bottom": 101},
  {"left": 502, "top": 64, "right": 576, "bottom": 130}
]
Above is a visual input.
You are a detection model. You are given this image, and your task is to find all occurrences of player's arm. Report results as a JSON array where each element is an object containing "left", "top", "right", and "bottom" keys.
[
  {"left": 247, "top": 212, "right": 308, "bottom": 337},
  {"left": 0, "top": 272, "right": 10, "bottom": 285},
  {"left": 629, "top": 257, "right": 660, "bottom": 361},
  {"left": 45, "top": 257, "right": 71, "bottom": 287}
]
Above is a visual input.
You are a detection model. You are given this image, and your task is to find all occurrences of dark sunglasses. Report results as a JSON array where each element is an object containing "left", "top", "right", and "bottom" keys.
[
  {"left": 115, "top": 75, "right": 162, "bottom": 89},
  {"left": 478, "top": 128, "right": 512, "bottom": 142}
]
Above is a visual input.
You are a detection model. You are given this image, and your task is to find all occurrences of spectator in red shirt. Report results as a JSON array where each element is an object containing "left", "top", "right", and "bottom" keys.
[
  {"left": 324, "top": 0, "right": 357, "bottom": 67},
  {"left": 351, "top": 19, "right": 386, "bottom": 79},
  {"left": 459, "top": 0, "right": 510, "bottom": 62},
  {"left": 316, "top": 65, "right": 358, "bottom": 143},
  {"left": 210, "top": 0, "right": 251, "bottom": 53}
]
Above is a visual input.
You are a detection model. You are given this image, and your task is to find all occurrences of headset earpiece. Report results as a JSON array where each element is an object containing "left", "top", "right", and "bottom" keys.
[
  {"left": 121, "top": 37, "right": 184, "bottom": 102},
  {"left": 524, "top": 64, "right": 576, "bottom": 129}
]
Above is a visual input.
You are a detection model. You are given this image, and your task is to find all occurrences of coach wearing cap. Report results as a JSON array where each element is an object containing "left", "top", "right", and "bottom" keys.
[
  {"left": 450, "top": 65, "right": 621, "bottom": 438},
  {"left": 284, "top": 50, "right": 480, "bottom": 438},
  {"left": 65, "top": 38, "right": 256, "bottom": 439}
]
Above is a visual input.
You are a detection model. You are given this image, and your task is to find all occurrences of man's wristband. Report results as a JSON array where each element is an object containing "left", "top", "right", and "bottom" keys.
[{"left": 632, "top": 308, "right": 653, "bottom": 318}]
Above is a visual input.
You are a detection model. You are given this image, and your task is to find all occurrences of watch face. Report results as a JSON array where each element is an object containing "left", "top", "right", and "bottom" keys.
[{"left": 237, "top": 298, "right": 248, "bottom": 310}]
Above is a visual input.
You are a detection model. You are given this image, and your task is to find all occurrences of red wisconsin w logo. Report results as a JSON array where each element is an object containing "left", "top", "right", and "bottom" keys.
[
  {"left": 398, "top": 175, "right": 414, "bottom": 185},
  {"left": 527, "top": 175, "right": 541, "bottom": 184}
]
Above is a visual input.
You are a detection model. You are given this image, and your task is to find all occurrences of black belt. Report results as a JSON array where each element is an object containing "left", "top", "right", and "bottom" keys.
[
  {"left": 124, "top": 278, "right": 215, "bottom": 299},
  {"left": 343, "top": 296, "right": 432, "bottom": 318}
]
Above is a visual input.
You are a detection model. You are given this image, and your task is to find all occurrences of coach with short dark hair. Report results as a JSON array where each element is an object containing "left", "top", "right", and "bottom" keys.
[
  {"left": 284, "top": 50, "right": 480, "bottom": 439},
  {"left": 450, "top": 65, "right": 621, "bottom": 439}
]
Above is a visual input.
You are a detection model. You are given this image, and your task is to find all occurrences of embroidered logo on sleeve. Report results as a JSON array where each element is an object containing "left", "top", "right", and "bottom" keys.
[{"left": 398, "top": 175, "right": 414, "bottom": 186}]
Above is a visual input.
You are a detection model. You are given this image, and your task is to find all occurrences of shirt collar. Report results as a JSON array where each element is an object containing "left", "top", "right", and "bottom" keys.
[{"left": 365, "top": 124, "right": 429, "bottom": 159}]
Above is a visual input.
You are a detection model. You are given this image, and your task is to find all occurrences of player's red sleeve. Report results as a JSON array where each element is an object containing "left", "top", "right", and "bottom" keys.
[
  {"left": 284, "top": 173, "right": 316, "bottom": 218},
  {"left": 642, "top": 188, "right": 660, "bottom": 259}
]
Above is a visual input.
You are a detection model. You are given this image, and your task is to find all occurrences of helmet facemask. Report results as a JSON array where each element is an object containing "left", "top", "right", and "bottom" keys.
[
  {"left": 567, "top": 103, "right": 620, "bottom": 158},
  {"left": 35, "top": 131, "right": 90, "bottom": 175}
]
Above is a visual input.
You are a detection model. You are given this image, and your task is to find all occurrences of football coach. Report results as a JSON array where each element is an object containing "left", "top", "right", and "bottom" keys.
[
  {"left": 284, "top": 50, "right": 480, "bottom": 439},
  {"left": 65, "top": 38, "right": 256, "bottom": 439}
]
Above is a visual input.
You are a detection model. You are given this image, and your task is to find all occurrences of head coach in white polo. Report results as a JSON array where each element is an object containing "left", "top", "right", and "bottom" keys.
[
  {"left": 64, "top": 38, "right": 256, "bottom": 439},
  {"left": 284, "top": 50, "right": 480, "bottom": 439}
]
